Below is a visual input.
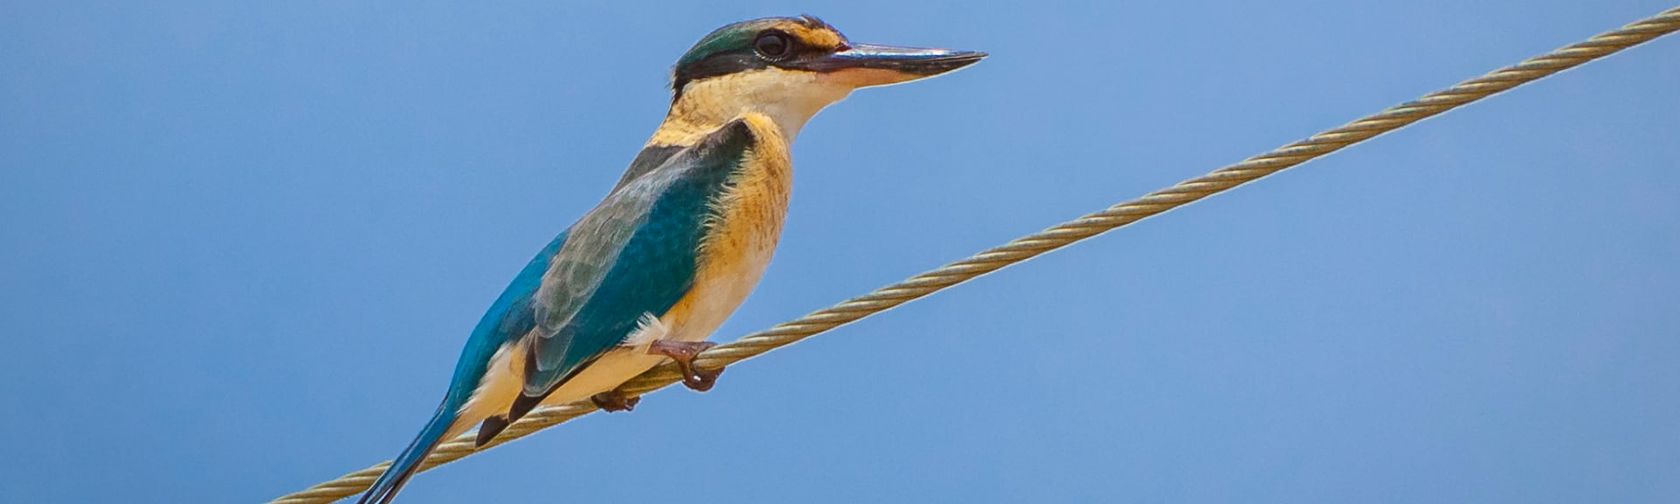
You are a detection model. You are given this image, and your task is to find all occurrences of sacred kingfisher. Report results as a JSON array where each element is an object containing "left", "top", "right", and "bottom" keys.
[{"left": 358, "top": 15, "right": 983, "bottom": 503}]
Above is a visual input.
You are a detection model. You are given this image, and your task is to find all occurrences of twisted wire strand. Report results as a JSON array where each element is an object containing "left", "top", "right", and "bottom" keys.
[{"left": 274, "top": 7, "right": 1680, "bottom": 503}]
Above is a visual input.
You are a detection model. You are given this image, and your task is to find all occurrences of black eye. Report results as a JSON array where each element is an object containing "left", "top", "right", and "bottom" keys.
[{"left": 754, "top": 31, "right": 791, "bottom": 59}]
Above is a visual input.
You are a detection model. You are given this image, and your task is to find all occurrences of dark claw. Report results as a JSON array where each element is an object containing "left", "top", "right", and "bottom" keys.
[
  {"left": 590, "top": 390, "right": 640, "bottom": 412},
  {"left": 683, "top": 366, "right": 723, "bottom": 392},
  {"left": 648, "top": 340, "right": 725, "bottom": 392}
]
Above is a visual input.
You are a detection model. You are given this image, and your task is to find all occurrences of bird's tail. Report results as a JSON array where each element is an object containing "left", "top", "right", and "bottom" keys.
[{"left": 357, "top": 402, "right": 458, "bottom": 504}]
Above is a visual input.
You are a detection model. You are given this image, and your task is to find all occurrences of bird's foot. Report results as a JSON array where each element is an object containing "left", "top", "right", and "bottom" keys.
[
  {"left": 590, "top": 389, "right": 640, "bottom": 413},
  {"left": 647, "top": 340, "right": 723, "bottom": 392}
]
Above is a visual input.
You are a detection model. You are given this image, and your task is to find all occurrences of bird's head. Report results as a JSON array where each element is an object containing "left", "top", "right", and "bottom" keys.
[{"left": 660, "top": 15, "right": 984, "bottom": 141}]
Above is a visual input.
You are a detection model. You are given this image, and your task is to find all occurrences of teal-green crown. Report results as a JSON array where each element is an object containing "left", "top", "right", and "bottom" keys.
[
  {"left": 676, "top": 15, "right": 827, "bottom": 68},
  {"left": 669, "top": 15, "right": 847, "bottom": 95}
]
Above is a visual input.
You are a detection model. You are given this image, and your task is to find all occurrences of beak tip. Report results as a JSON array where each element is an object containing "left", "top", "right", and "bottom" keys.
[{"left": 939, "top": 50, "right": 988, "bottom": 73}]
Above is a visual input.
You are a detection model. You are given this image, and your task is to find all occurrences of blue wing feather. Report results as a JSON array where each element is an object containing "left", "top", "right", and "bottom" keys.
[
  {"left": 447, "top": 231, "right": 569, "bottom": 402},
  {"left": 523, "top": 119, "right": 755, "bottom": 396}
]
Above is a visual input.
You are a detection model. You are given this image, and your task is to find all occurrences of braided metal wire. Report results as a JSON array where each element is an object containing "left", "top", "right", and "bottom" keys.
[{"left": 274, "top": 7, "right": 1680, "bottom": 503}]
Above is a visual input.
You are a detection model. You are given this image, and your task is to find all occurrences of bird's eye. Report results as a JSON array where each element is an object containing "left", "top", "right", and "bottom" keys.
[{"left": 754, "top": 32, "right": 792, "bottom": 59}]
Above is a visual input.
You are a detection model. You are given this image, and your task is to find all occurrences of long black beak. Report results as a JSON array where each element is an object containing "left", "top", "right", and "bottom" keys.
[{"left": 809, "top": 43, "right": 987, "bottom": 76}]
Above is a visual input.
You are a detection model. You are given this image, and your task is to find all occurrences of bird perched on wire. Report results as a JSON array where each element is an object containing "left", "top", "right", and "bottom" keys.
[{"left": 357, "top": 15, "right": 983, "bottom": 503}]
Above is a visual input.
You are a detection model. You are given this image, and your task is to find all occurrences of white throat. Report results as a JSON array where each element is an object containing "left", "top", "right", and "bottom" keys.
[{"left": 655, "top": 68, "right": 853, "bottom": 144}]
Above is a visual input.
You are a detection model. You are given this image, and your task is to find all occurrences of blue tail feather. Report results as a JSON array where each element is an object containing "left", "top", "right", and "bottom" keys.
[{"left": 357, "top": 402, "right": 458, "bottom": 504}]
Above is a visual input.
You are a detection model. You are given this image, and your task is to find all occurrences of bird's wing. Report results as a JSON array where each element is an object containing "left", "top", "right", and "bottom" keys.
[{"left": 523, "top": 119, "right": 757, "bottom": 397}]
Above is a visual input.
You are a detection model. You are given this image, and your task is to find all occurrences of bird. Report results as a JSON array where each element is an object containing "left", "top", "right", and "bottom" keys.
[{"left": 357, "top": 15, "right": 983, "bottom": 503}]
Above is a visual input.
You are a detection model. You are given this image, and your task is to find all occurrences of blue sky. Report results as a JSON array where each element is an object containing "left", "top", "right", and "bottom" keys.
[{"left": 3, "top": 1, "right": 1677, "bottom": 502}]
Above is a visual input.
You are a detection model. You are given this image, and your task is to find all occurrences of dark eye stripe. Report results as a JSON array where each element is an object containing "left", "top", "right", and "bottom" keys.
[{"left": 671, "top": 29, "right": 832, "bottom": 100}]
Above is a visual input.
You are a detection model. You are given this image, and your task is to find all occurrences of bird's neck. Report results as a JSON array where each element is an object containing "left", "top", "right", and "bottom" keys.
[{"left": 648, "top": 69, "right": 851, "bottom": 147}]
